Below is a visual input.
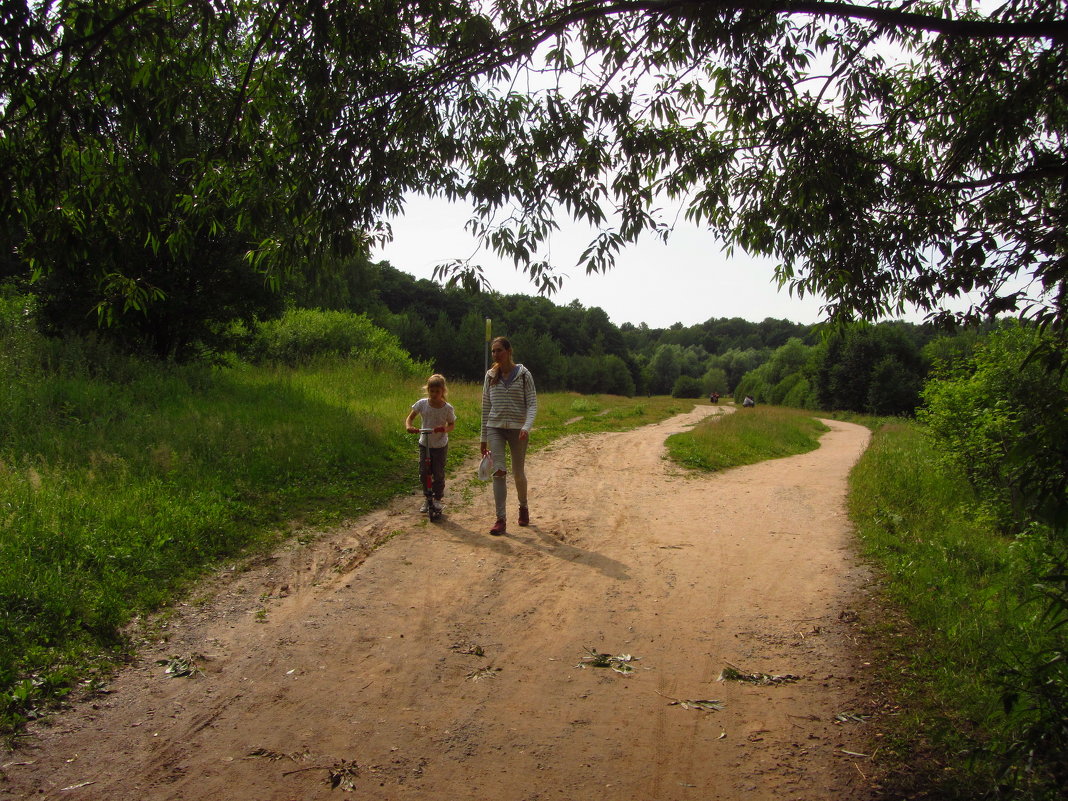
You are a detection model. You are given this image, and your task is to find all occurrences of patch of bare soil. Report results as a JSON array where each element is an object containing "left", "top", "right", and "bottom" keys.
[{"left": 3, "top": 406, "right": 882, "bottom": 800}]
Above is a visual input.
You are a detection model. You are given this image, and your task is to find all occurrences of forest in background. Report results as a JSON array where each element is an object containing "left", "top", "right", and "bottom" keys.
[{"left": 281, "top": 252, "right": 968, "bottom": 416}]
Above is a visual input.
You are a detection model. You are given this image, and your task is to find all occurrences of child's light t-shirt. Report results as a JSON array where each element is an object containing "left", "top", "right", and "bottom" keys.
[{"left": 411, "top": 399, "right": 456, "bottom": 448}]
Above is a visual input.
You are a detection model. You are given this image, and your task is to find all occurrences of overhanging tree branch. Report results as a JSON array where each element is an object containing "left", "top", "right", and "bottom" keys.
[
  {"left": 931, "top": 164, "right": 1068, "bottom": 190},
  {"left": 504, "top": 0, "right": 1068, "bottom": 42}
]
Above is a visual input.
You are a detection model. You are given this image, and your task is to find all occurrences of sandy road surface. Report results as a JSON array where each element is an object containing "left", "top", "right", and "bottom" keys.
[{"left": 4, "top": 405, "right": 879, "bottom": 801}]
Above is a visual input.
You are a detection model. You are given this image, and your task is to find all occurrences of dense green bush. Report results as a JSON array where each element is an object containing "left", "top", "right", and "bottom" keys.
[
  {"left": 732, "top": 337, "right": 819, "bottom": 409},
  {"left": 648, "top": 344, "right": 682, "bottom": 395},
  {"left": 917, "top": 322, "right": 1068, "bottom": 795},
  {"left": 566, "top": 353, "right": 636, "bottom": 396},
  {"left": 778, "top": 374, "right": 816, "bottom": 408},
  {"left": 248, "top": 308, "right": 426, "bottom": 373},
  {"left": 919, "top": 322, "right": 1068, "bottom": 532},
  {"left": 671, "top": 374, "right": 703, "bottom": 398},
  {"left": 701, "top": 366, "right": 729, "bottom": 396}
]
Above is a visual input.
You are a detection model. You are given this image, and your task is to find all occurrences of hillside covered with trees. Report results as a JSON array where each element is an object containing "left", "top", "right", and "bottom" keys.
[{"left": 281, "top": 253, "right": 953, "bottom": 416}]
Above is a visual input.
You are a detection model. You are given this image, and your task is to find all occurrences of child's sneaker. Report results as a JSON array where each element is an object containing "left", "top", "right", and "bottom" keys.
[
  {"left": 419, "top": 499, "right": 429, "bottom": 513},
  {"left": 432, "top": 499, "right": 443, "bottom": 512}
]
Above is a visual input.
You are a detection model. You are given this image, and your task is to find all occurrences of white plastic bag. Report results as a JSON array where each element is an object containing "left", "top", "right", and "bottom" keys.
[{"left": 477, "top": 452, "right": 494, "bottom": 481}]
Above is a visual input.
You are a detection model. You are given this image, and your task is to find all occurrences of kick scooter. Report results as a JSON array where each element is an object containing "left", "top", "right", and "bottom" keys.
[{"left": 416, "top": 429, "right": 443, "bottom": 522}]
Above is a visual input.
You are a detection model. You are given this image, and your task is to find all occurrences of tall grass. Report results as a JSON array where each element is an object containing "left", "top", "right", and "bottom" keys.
[
  {"left": 850, "top": 421, "right": 1061, "bottom": 799},
  {"left": 0, "top": 358, "right": 433, "bottom": 727},
  {"left": 665, "top": 405, "right": 830, "bottom": 471}
]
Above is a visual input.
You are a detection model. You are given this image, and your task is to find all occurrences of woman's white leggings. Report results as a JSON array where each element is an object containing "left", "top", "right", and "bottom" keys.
[{"left": 487, "top": 427, "right": 528, "bottom": 520}]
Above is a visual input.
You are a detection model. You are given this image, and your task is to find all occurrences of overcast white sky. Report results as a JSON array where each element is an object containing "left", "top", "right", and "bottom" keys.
[
  {"left": 371, "top": 11, "right": 1016, "bottom": 331},
  {"left": 375, "top": 194, "right": 948, "bottom": 330}
]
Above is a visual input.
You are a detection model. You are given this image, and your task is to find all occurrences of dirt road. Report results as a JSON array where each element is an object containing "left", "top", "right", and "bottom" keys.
[{"left": 4, "top": 405, "right": 880, "bottom": 800}]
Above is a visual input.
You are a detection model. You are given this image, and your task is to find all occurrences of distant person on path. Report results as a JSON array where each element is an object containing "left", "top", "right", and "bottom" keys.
[
  {"left": 710, "top": 391, "right": 720, "bottom": 404},
  {"left": 742, "top": 394, "right": 756, "bottom": 407},
  {"left": 405, "top": 374, "right": 456, "bottom": 514},
  {"left": 480, "top": 337, "right": 538, "bottom": 536}
]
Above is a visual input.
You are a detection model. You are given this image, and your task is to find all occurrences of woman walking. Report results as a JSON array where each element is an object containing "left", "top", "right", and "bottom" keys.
[{"left": 480, "top": 337, "right": 538, "bottom": 535}]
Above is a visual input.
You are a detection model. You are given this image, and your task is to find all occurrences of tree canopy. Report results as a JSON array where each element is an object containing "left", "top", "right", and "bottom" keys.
[
  {"left": 1, "top": 0, "right": 1065, "bottom": 355},
  {"left": 434, "top": 0, "right": 1067, "bottom": 328}
]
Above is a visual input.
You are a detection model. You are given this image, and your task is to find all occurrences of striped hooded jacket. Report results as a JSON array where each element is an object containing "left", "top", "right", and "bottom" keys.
[{"left": 480, "top": 363, "right": 537, "bottom": 438}]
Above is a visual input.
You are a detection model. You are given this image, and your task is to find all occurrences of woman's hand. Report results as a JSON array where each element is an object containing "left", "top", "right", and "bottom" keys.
[
  {"left": 519, "top": 430, "right": 529, "bottom": 441},
  {"left": 480, "top": 441, "right": 488, "bottom": 455},
  {"left": 406, "top": 425, "right": 419, "bottom": 433}
]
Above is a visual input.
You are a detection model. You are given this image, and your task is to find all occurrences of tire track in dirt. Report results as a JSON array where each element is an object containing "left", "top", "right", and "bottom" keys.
[{"left": 4, "top": 405, "right": 878, "bottom": 801}]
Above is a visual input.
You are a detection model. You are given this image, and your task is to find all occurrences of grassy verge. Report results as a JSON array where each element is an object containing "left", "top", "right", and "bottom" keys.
[
  {"left": 849, "top": 421, "right": 1062, "bottom": 800},
  {"left": 531, "top": 392, "right": 693, "bottom": 441},
  {"left": 0, "top": 360, "right": 421, "bottom": 734},
  {"left": 0, "top": 357, "right": 691, "bottom": 739},
  {"left": 665, "top": 404, "right": 830, "bottom": 471}
]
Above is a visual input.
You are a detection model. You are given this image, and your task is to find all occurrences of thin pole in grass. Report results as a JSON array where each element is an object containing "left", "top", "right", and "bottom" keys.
[{"left": 484, "top": 318, "right": 491, "bottom": 375}]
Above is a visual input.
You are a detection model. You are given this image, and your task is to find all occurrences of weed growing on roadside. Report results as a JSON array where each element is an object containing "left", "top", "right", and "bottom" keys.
[{"left": 850, "top": 421, "right": 1065, "bottom": 800}]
